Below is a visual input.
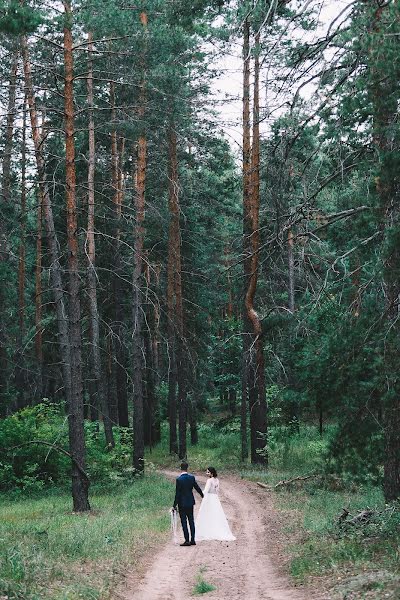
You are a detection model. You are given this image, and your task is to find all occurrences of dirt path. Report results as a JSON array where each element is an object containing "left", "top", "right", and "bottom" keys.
[{"left": 118, "top": 471, "right": 322, "bottom": 600}]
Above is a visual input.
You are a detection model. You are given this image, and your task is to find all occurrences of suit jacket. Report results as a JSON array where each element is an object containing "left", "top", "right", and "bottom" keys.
[{"left": 173, "top": 473, "right": 203, "bottom": 508}]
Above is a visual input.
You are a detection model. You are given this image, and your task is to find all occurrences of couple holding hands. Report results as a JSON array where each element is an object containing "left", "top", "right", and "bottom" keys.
[{"left": 172, "top": 461, "right": 235, "bottom": 546}]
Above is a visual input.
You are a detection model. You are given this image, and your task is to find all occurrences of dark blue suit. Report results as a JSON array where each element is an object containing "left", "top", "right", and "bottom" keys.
[{"left": 173, "top": 473, "right": 204, "bottom": 543}]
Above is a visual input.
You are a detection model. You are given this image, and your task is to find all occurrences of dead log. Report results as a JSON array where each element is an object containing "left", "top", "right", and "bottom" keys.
[
  {"left": 274, "top": 474, "right": 318, "bottom": 489},
  {"left": 256, "top": 481, "right": 269, "bottom": 489}
]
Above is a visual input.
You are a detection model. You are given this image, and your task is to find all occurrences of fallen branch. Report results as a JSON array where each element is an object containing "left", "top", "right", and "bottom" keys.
[
  {"left": 256, "top": 481, "right": 269, "bottom": 489},
  {"left": 275, "top": 474, "right": 318, "bottom": 489},
  {"left": 3, "top": 440, "right": 90, "bottom": 481}
]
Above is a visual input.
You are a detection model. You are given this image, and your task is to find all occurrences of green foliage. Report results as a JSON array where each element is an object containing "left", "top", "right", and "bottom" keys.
[
  {"left": 0, "top": 402, "right": 134, "bottom": 493},
  {"left": 193, "top": 575, "right": 216, "bottom": 595},
  {"left": 0, "top": 1, "right": 42, "bottom": 33},
  {"left": 0, "top": 474, "right": 172, "bottom": 600}
]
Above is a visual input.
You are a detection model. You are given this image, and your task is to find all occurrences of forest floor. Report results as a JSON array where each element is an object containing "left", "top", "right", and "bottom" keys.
[{"left": 116, "top": 470, "right": 324, "bottom": 600}]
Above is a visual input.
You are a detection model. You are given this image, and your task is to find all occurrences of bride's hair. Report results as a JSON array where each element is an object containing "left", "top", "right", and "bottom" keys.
[{"left": 207, "top": 466, "right": 217, "bottom": 478}]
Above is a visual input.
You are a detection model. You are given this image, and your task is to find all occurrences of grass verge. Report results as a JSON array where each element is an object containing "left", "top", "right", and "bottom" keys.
[{"left": 0, "top": 473, "right": 172, "bottom": 600}]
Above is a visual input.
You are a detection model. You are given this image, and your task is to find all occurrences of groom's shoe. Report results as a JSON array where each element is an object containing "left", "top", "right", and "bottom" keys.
[
  {"left": 190, "top": 541, "right": 196, "bottom": 545},
  {"left": 180, "top": 541, "right": 191, "bottom": 546}
]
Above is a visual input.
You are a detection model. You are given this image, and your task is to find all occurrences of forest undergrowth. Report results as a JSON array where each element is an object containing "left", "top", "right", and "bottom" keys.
[{"left": 1, "top": 412, "right": 399, "bottom": 599}]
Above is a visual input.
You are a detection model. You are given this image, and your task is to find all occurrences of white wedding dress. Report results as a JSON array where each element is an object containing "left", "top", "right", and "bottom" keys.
[{"left": 195, "top": 477, "right": 236, "bottom": 541}]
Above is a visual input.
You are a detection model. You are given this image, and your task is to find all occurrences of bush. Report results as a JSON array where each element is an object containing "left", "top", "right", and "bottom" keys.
[{"left": 0, "top": 401, "right": 133, "bottom": 493}]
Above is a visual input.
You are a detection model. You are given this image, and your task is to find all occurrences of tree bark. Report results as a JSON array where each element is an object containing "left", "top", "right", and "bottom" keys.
[
  {"left": 35, "top": 186, "right": 44, "bottom": 400},
  {"left": 241, "top": 18, "right": 251, "bottom": 463},
  {"left": 63, "top": 1, "right": 90, "bottom": 511},
  {"left": 86, "top": 32, "right": 114, "bottom": 448},
  {"left": 16, "top": 95, "right": 27, "bottom": 408},
  {"left": 367, "top": 1, "right": 400, "bottom": 502},
  {"left": 288, "top": 228, "right": 295, "bottom": 313},
  {"left": 132, "top": 10, "right": 148, "bottom": 474},
  {"left": 110, "top": 84, "right": 129, "bottom": 428},
  {"left": 189, "top": 390, "right": 199, "bottom": 446},
  {"left": 0, "top": 45, "right": 19, "bottom": 413},
  {"left": 167, "top": 125, "right": 180, "bottom": 455},
  {"left": 168, "top": 124, "right": 186, "bottom": 459},
  {"left": 2, "top": 45, "right": 18, "bottom": 204},
  {"left": 21, "top": 36, "right": 72, "bottom": 406},
  {"left": 245, "top": 28, "right": 267, "bottom": 465}
]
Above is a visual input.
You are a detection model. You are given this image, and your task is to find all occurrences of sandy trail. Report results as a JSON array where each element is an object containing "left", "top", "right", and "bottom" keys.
[{"left": 118, "top": 471, "right": 317, "bottom": 600}]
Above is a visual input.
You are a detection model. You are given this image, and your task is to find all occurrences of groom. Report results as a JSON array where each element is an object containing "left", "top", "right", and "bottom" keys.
[{"left": 173, "top": 461, "right": 204, "bottom": 546}]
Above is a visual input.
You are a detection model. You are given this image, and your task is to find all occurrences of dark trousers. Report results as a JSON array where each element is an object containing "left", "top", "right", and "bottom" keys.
[{"left": 178, "top": 506, "right": 195, "bottom": 542}]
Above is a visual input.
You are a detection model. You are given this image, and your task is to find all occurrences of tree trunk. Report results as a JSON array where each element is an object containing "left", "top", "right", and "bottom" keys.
[
  {"left": 288, "top": 228, "right": 295, "bottom": 313},
  {"left": 110, "top": 85, "right": 129, "bottom": 428},
  {"left": 166, "top": 125, "right": 179, "bottom": 455},
  {"left": 189, "top": 390, "right": 199, "bottom": 446},
  {"left": 63, "top": 1, "right": 90, "bottom": 511},
  {"left": 168, "top": 124, "right": 186, "bottom": 460},
  {"left": 367, "top": 1, "right": 400, "bottom": 501},
  {"left": 35, "top": 187, "right": 44, "bottom": 400},
  {"left": 2, "top": 45, "right": 18, "bottom": 204},
  {"left": 86, "top": 32, "right": 114, "bottom": 448},
  {"left": 245, "top": 28, "right": 267, "bottom": 465},
  {"left": 0, "top": 45, "right": 19, "bottom": 413},
  {"left": 241, "top": 18, "right": 251, "bottom": 463},
  {"left": 132, "top": 10, "right": 148, "bottom": 474},
  {"left": 16, "top": 95, "right": 27, "bottom": 408},
  {"left": 21, "top": 36, "right": 72, "bottom": 407}
]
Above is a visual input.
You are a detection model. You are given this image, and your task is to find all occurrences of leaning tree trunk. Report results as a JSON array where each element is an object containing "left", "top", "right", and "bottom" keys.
[
  {"left": 21, "top": 36, "right": 72, "bottom": 407},
  {"left": 132, "top": 10, "right": 148, "bottom": 474},
  {"left": 86, "top": 32, "right": 114, "bottom": 448},
  {"left": 63, "top": 1, "right": 90, "bottom": 511}
]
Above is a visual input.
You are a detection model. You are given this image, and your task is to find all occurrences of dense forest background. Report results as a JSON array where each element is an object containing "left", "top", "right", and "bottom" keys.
[{"left": 0, "top": 0, "right": 399, "bottom": 515}]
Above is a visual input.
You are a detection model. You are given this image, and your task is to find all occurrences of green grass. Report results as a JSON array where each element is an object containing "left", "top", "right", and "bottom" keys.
[
  {"left": 0, "top": 473, "right": 172, "bottom": 600},
  {"left": 146, "top": 422, "right": 243, "bottom": 472},
  {"left": 192, "top": 569, "right": 216, "bottom": 595}
]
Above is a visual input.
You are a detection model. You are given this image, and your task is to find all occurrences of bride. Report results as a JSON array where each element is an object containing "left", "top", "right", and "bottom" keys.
[{"left": 195, "top": 466, "right": 236, "bottom": 541}]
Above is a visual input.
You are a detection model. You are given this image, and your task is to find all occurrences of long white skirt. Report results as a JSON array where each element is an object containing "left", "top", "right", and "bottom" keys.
[{"left": 195, "top": 494, "right": 236, "bottom": 541}]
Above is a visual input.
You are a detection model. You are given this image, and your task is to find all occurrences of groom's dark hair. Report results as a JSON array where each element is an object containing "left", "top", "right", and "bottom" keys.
[{"left": 180, "top": 461, "right": 189, "bottom": 471}]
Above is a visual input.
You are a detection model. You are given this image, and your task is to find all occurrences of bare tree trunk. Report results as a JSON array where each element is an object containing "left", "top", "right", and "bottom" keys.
[
  {"left": 0, "top": 45, "right": 19, "bottom": 413},
  {"left": 244, "top": 28, "right": 267, "bottom": 465},
  {"left": 367, "top": 2, "right": 400, "bottom": 502},
  {"left": 21, "top": 36, "right": 72, "bottom": 407},
  {"left": 250, "top": 30, "right": 267, "bottom": 465},
  {"left": 288, "top": 228, "right": 295, "bottom": 313},
  {"left": 86, "top": 33, "right": 114, "bottom": 448},
  {"left": 167, "top": 126, "right": 179, "bottom": 455},
  {"left": 189, "top": 389, "right": 199, "bottom": 446},
  {"left": 241, "top": 18, "right": 251, "bottom": 463},
  {"left": 35, "top": 187, "right": 43, "bottom": 399},
  {"left": 110, "top": 85, "right": 129, "bottom": 428},
  {"left": 168, "top": 124, "right": 186, "bottom": 459},
  {"left": 2, "top": 45, "right": 18, "bottom": 204},
  {"left": 63, "top": 1, "right": 90, "bottom": 511},
  {"left": 132, "top": 10, "right": 148, "bottom": 474},
  {"left": 16, "top": 95, "right": 27, "bottom": 407}
]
